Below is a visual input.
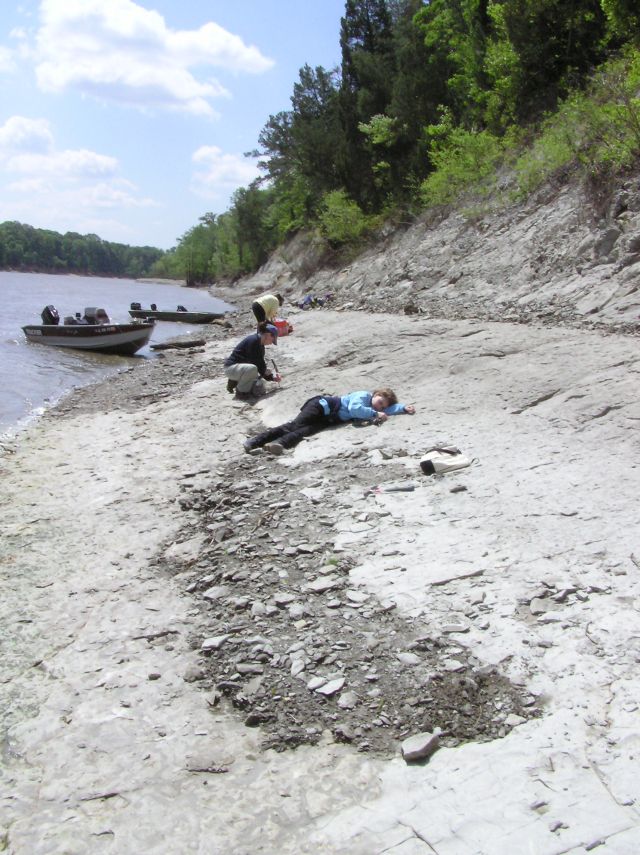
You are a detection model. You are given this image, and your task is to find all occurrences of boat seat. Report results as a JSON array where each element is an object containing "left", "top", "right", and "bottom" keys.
[{"left": 83, "top": 307, "right": 111, "bottom": 325}]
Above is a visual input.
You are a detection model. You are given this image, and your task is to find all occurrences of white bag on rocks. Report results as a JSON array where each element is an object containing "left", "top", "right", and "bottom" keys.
[{"left": 420, "top": 445, "right": 472, "bottom": 476}]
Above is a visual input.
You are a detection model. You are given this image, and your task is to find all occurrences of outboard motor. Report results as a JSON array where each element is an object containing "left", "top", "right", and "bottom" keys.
[
  {"left": 130, "top": 302, "right": 141, "bottom": 311},
  {"left": 177, "top": 304, "right": 187, "bottom": 312},
  {"left": 41, "top": 305, "right": 60, "bottom": 325}
]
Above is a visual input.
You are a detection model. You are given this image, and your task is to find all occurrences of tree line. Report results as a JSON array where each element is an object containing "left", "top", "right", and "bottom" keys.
[
  {"left": 152, "top": 0, "right": 640, "bottom": 285},
  {"left": 3, "top": 2, "right": 639, "bottom": 283},
  {"left": 0, "top": 221, "right": 164, "bottom": 278}
]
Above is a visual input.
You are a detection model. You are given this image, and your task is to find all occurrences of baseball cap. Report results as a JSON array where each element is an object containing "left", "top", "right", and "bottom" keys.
[{"left": 264, "top": 323, "right": 278, "bottom": 344}]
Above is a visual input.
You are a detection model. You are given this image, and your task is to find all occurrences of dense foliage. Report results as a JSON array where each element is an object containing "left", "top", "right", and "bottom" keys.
[
  {"left": 0, "top": 221, "right": 164, "bottom": 278},
  {"left": 157, "top": 0, "right": 639, "bottom": 285}
]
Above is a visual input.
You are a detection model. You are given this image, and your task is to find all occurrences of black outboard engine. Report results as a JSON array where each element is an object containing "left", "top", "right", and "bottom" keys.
[
  {"left": 130, "top": 302, "right": 141, "bottom": 310},
  {"left": 41, "top": 305, "right": 60, "bottom": 325},
  {"left": 177, "top": 304, "right": 187, "bottom": 312}
]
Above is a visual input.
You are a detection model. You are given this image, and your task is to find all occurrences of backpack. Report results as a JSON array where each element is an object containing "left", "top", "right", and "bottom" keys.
[{"left": 420, "top": 445, "right": 473, "bottom": 475}]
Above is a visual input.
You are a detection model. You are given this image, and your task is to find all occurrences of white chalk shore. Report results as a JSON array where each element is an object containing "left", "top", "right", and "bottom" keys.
[{"left": 1, "top": 308, "right": 639, "bottom": 854}]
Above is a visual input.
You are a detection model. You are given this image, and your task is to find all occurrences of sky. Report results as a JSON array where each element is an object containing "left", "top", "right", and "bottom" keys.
[{"left": 0, "top": 0, "right": 346, "bottom": 250}]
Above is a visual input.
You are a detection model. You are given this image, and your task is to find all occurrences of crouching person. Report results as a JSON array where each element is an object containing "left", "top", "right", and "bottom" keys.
[
  {"left": 224, "top": 322, "right": 281, "bottom": 400},
  {"left": 244, "top": 388, "right": 415, "bottom": 455}
]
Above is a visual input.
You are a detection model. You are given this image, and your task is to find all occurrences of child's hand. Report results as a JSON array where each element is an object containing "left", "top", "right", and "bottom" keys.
[
  {"left": 404, "top": 405, "right": 416, "bottom": 415},
  {"left": 373, "top": 412, "right": 388, "bottom": 425}
]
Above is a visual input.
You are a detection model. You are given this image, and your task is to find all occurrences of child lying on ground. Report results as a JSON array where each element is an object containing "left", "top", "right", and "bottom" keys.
[{"left": 243, "top": 388, "right": 415, "bottom": 455}]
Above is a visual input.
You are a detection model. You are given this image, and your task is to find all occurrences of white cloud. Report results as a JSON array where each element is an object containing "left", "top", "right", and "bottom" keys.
[
  {"left": 86, "top": 179, "right": 158, "bottom": 209},
  {"left": 191, "top": 145, "right": 260, "bottom": 199},
  {"left": 33, "top": 0, "right": 274, "bottom": 115},
  {"left": 7, "top": 148, "right": 118, "bottom": 178},
  {"left": 0, "top": 116, "right": 54, "bottom": 154},
  {"left": 0, "top": 115, "right": 158, "bottom": 242},
  {"left": 0, "top": 46, "right": 16, "bottom": 72}
]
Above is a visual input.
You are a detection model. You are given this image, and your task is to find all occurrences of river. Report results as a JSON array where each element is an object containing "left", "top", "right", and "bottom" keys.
[{"left": 0, "top": 271, "right": 236, "bottom": 438}]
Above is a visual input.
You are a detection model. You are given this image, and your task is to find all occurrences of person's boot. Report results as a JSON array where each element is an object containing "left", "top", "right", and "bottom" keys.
[
  {"left": 243, "top": 437, "right": 261, "bottom": 453},
  {"left": 226, "top": 379, "right": 238, "bottom": 394},
  {"left": 264, "top": 441, "right": 285, "bottom": 456}
]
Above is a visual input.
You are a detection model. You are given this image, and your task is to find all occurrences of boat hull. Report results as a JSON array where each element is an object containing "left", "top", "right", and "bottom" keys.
[
  {"left": 129, "top": 309, "right": 223, "bottom": 323},
  {"left": 22, "top": 322, "right": 154, "bottom": 356}
]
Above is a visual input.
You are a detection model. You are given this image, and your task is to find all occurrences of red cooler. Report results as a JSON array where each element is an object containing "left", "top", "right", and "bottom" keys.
[{"left": 274, "top": 318, "right": 293, "bottom": 336}]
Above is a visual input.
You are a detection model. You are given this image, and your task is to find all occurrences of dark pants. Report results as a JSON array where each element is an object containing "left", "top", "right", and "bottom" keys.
[
  {"left": 251, "top": 396, "right": 338, "bottom": 449},
  {"left": 252, "top": 301, "right": 267, "bottom": 324}
]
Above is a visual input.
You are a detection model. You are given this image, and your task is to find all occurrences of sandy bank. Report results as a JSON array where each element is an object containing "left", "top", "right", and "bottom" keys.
[{"left": 1, "top": 306, "right": 639, "bottom": 854}]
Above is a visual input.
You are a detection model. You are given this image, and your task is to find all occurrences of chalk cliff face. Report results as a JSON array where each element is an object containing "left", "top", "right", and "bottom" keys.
[{"left": 242, "top": 176, "right": 640, "bottom": 331}]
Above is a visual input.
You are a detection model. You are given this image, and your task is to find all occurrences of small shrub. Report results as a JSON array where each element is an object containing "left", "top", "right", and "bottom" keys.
[
  {"left": 318, "top": 190, "right": 372, "bottom": 246},
  {"left": 420, "top": 120, "right": 505, "bottom": 207},
  {"left": 514, "top": 48, "right": 640, "bottom": 196}
]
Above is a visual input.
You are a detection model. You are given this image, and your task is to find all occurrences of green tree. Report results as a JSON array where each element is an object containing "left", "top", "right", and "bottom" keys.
[
  {"left": 386, "top": 0, "right": 442, "bottom": 190},
  {"left": 0, "top": 221, "right": 163, "bottom": 276},
  {"left": 601, "top": 0, "right": 640, "bottom": 41},
  {"left": 233, "top": 182, "right": 278, "bottom": 271},
  {"left": 415, "top": 0, "right": 490, "bottom": 129},
  {"left": 318, "top": 189, "right": 374, "bottom": 244},
  {"left": 339, "top": 0, "right": 396, "bottom": 207},
  {"left": 255, "top": 65, "right": 342, "bottom": 231},
  {"left": 485, "top": 0, "right": 609, "bottom": 126}
]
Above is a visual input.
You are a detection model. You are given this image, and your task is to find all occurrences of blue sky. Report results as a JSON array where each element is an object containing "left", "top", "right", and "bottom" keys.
[{"left": 0, "top": 0, "right": 346, "bottom": 249}]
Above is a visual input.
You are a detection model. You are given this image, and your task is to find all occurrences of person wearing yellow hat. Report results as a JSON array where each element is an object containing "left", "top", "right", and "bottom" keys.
[{"left": 251, "top": 293, "right": 284, "bottom": 325}]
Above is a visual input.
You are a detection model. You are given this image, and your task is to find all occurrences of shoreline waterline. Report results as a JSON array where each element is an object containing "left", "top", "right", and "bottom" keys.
[{"left": 0, "top": 270, "right": 236, "bottom": 437}]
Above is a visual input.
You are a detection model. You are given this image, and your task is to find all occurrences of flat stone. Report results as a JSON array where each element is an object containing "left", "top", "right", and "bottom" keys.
[
  {"left": 287, "top": 603, "right": 305, "bottom": 620},
  {"left": 185, "top": 753, "right": 232, "bottom": 774},
  {"left": 529, "top": 597, "right": 549, "bottom": 615},
  {"left": 290, "top": 659, "right": 307, "bottom": 677},
  {"left": 315, "top": 677, "right": 345, "bottom": 696},
  {"left": 202, "top": 585, "right": 230, "bottom": 602},
  {"left": 346, "top": 590, "right": 369, "bottom": 604},
  {"left": 235, "top": 662, "right": 264, "bottom": 675},
  {"left": 305, "top": 576, "right": 343, "bottom": 593},
  {"left": 401, "top": 731, "right": 440, "bottom": 763},
  {"left": 183, "top": 665, "right": 206, "bottom": 682},
  {"left": 442, "top": 658, "right": 465, "bottom": 672},
  {"left": 337, "top": 690, "right": 358, "bottom": 710},
  {"left": 397, "top": 652, "right": 421, "bottom": 666},
  {"left": 296, "top": 543, "right": 321, "bottom": 554}
]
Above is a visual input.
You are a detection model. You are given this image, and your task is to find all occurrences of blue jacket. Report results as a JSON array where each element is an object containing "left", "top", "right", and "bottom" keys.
[{"left": 338, "top": 391, "right": 406, "bottom": 422}]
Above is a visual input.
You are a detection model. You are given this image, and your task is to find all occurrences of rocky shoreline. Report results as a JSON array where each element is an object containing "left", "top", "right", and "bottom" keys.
[
  {"left": 44, "top": 314, "right": 537, "bottom": 760},
  {"left": 2, "top": 267, "right": 639, "bottom": 852},
  {"left": 164, "top": 438, "right": 536, "bottom": 757}
]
